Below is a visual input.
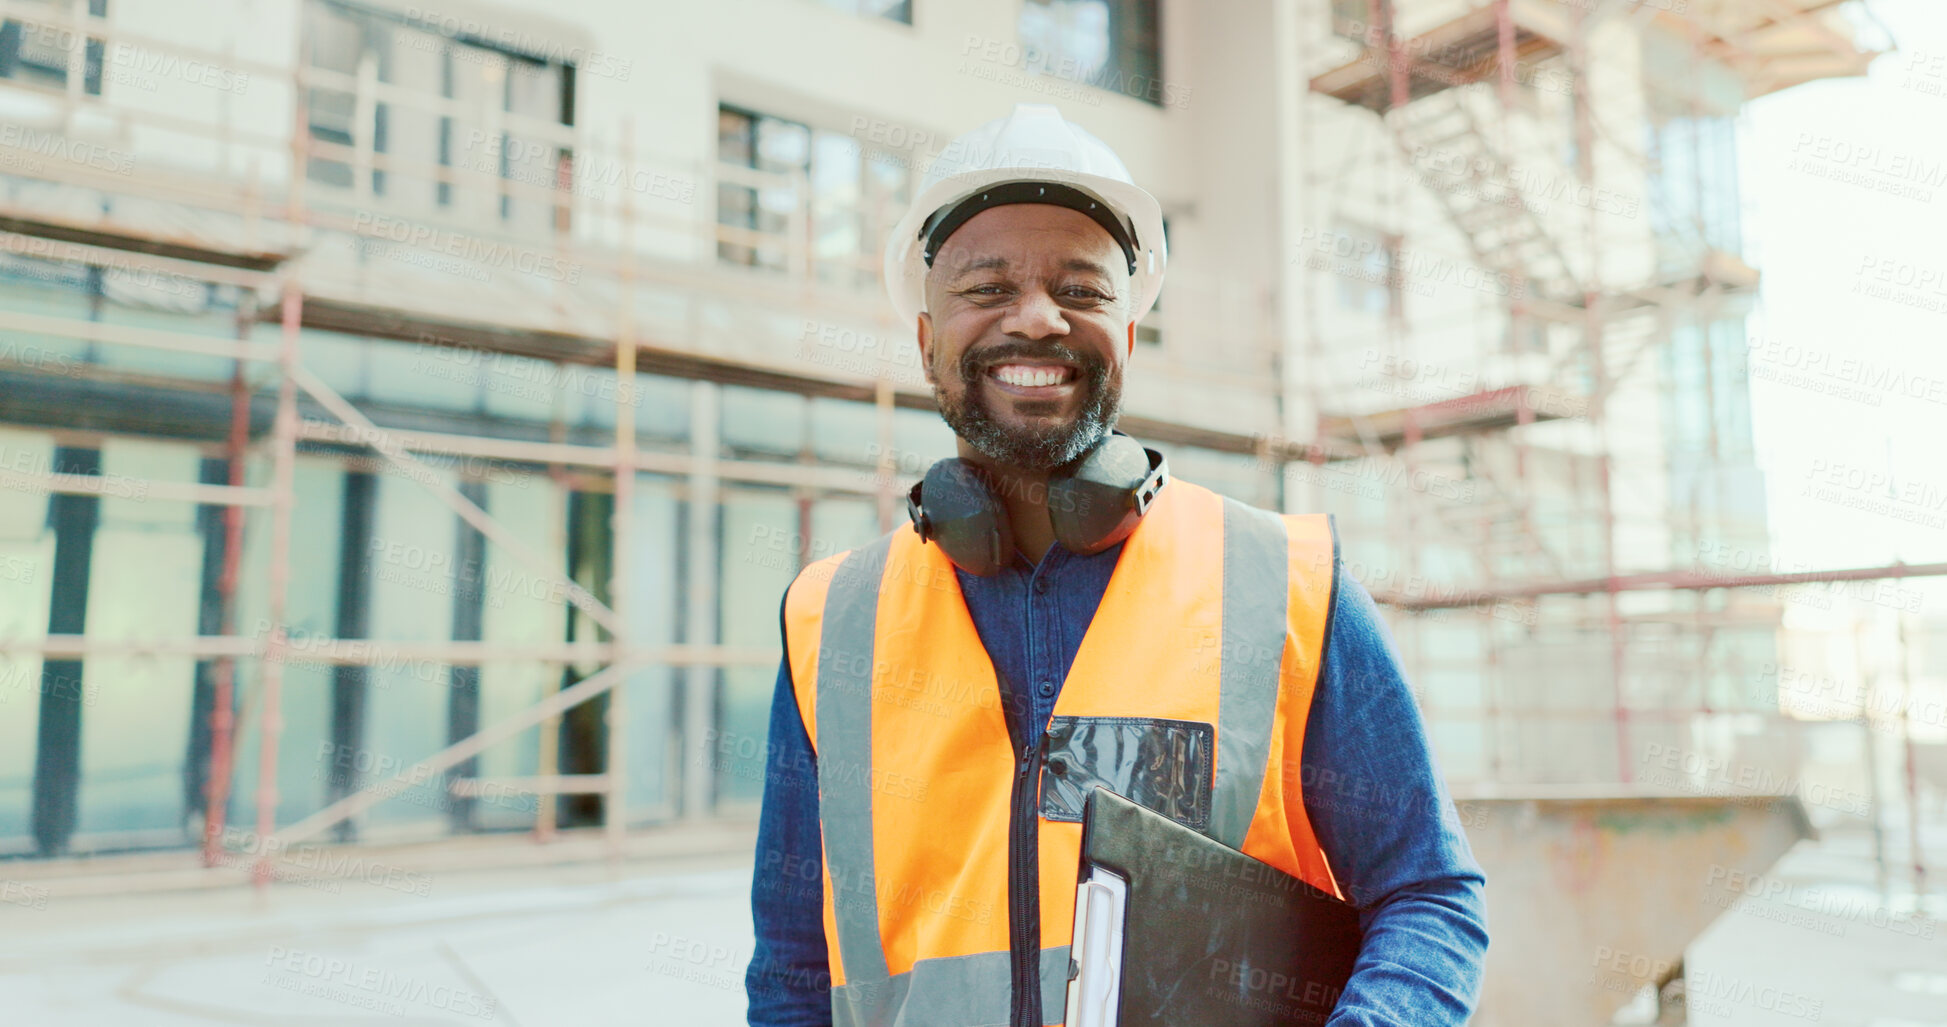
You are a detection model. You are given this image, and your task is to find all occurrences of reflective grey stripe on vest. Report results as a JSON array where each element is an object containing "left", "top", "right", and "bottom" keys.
[
  {"left": 817, "top": 532, "right": 895, "bottom": 986},
  {"left": 832, "top": 946, "right": 1072, "bottom": 1027},
  {"left": 1210, "top": 497, "right": 1293, "bottom": 849}
]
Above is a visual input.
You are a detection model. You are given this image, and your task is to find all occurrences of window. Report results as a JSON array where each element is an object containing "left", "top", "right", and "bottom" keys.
[
  {"left": 1331, "top": 220, "right": 1402, "bottom": 318},
  {"left": 812, "top": 0, "right": 911, "bottom": 24},
  {"left": 716, "top": 105, "right": 914, "bottom": 287},
  {"left": 1018, "top": 0, "right": 1164, "bottom": 106},
  {"left": 1329, "top": 0, "right": 1377, "bottom": 45},
  {"left": 301, "top": 0, "right": 574, "bottom": 231},
  {"left": 0, "top": 0, "right": 104, "bottom": 96}
]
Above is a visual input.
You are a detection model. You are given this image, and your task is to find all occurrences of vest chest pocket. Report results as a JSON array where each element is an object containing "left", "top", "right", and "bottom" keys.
[{"left": 1038, "top": 716, "right": 1214, "bottom": 832}]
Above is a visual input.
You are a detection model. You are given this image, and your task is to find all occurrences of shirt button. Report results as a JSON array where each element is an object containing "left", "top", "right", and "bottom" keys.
[
  {"left": 1037, "top": 680, "right": 1056, "bottom": 698},
  {"left": 1032, "top": 578, "right": 1049, "bottom": 595}
]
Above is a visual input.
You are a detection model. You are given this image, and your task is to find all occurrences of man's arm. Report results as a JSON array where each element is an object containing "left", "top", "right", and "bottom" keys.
[
  {"left": 745, "top": 657, "right": 833, "bottom": 1026},
  {"left": 1303, "top": 572, "right": 1490, "bottom": 1025}
]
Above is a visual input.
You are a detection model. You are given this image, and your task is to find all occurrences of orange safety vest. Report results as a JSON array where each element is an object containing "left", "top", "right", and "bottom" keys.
[{"left": 782, "top": 478, "right": 1340, "bottom": 1026}]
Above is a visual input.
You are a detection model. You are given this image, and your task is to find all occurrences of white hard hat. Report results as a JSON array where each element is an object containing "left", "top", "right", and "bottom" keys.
[{"left": 883, "top": 103, "right": 1167, "bottom": 327}]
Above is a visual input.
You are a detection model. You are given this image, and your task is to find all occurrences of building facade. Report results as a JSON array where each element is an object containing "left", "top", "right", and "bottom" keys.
[{"left": 0, "top": 0, "right": 1876, "bottom": 857}]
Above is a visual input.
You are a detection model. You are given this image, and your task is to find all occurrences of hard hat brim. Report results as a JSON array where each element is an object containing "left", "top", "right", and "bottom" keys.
[{"left": 883, "top": 166, "right": 1168, "bottom": 329}]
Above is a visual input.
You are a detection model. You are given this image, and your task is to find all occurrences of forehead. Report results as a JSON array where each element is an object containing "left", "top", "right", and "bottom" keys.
[{"left": 930, "top": 204, "right": 1122, "bottom": 273}]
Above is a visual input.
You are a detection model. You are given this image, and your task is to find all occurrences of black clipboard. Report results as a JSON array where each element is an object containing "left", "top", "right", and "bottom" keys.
[{"left": 1065, "top": 787, "right": 1364, "bottom": 1026}]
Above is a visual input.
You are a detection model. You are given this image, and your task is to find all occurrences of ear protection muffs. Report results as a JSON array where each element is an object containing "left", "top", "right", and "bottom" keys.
[{"left": 905, "top": 432, "right": 1168, "bottom": 576}]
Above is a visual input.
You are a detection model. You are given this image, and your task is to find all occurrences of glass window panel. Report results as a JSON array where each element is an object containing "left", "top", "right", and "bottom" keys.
[
  {"left": 367, "top": 335, "right": 480, "bottom": 411},
  {"left": 361, "top": 468, "right": 459, "bottom": 835},
  {"left": 569, "top": 366, "right": 623, "bottom": 429},
  {"left": 721, "top": 385, "right": 806, "bottom": 456},
  {"left": 378, "top": 24, "right": 443, "bottom": 212},
  {"left": 446, "top": 47, "right": 510, "bottom": 223},
  {"left": 636, "top": 373, "right": 690, "bottom": 441},
  {"left": 717, "top": 109, "right": 759, "bottom": 266},
  {"left": 0, "top": 273, "right": 92, "bottom": 366},
  {"left": 1, "top": 0, "right": 104, "bottom": 95},
  {"left": 718, "top": 490, "right": 797, "bottom": 807},
  {"left": 94, "top": 306, "right": 229, "bottom": 382},
  {"left": 814, "top": 0, "right": 912, "bottom": 22},
  {"left": 478, "top": 351, "right": 560, "bottom": 422},
  {"left": 811, "top": 132, "right": 864, "bottom": 285},
  {"left": 306, "top": 1, "right": 361, "bottom": 75},
  {"left": 306, "top": 87, "right": 357, "bottom": 190},
  {"left": 228, "top": 455, "right": 343, "bottom": 832},
  {"left": 891, "top": 408, "right": 957, "bottom": 479},
  {"left": 0, "top": 429, "right": 53, "bottom": 849},
  {"left": 471, "top": 473, "right": 569, "bottom": 830},
  {"left": 755, "top": 118, "right": 810, "bottom": 173},
  {"left": 1019, "top": 0, "right": 1160, "bottom": 103},
  {"left": 74, "top": 441, "right": 205, "bottom": 844},
  {"left": 619, "top": 474, "right": 681, "bottom": 820},
  {"left": 502, "top": 57, "right": 560, "bottom": 234},
  {"left": 287, "top": 326, "right": 371, "bottom": 399},
  {"left": 810, "top": 497, "right": 878, "bottom": 565},
  {"left": 810, "top": 396, "right": 877, "bottom": 465}
]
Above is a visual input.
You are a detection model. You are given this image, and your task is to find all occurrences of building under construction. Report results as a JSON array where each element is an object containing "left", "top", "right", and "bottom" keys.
[{"left": 0, "top": 0, "right": 1939, "bottom": 1021}]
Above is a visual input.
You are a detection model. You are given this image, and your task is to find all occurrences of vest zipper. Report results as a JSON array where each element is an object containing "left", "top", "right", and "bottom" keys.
[{"left": 1008, "top": 736, "right": 1043, "bottom": 1027}]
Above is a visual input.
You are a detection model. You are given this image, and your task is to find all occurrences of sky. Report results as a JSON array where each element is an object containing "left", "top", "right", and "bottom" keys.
[{"left": 1739, "top": 0, "right": 1947, "bottom": 591}]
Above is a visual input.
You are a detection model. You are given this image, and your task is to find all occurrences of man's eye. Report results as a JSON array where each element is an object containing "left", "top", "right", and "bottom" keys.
[{"left": 1063, "top": 287, "right": 1109, "bottom": 302}]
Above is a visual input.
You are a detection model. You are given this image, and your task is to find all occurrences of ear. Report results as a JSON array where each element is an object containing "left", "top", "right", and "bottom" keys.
[
  {"left": 917, "top": 312, "right": 936, "bottom": 384},
  {"left": 1125, "top": 319, "right": 1136, "bottom": 358}
]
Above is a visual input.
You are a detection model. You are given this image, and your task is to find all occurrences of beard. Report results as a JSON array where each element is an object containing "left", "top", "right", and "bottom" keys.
[{"left": 932, "top": 339, "right": 1121, "bottom": 472}]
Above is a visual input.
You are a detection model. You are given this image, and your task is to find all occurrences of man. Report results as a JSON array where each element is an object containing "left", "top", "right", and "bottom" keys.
[{"left": 747, "top": 104, "right": 1487, "bottom": 1026}]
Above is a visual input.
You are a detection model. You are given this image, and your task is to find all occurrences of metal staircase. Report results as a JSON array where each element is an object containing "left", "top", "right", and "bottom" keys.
[{"left": 1387, "top": 89, "right": 1584, "bottom": 311}]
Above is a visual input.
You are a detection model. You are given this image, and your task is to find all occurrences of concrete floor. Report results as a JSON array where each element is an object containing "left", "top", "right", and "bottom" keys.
[
  {"left": 1684, "top": 823, "right": 1947, "bottom": 1027},
  {"left": 0, "top": 856, "right": 756, "bottom": 1026},
  {"left": 0, "top": 822, "right": 1941, "bottom": 1026}
]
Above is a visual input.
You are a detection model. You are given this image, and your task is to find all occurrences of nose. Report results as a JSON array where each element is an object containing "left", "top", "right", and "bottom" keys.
[{"left": 997, "top": 287, "right": 1069, "bottom": 341}]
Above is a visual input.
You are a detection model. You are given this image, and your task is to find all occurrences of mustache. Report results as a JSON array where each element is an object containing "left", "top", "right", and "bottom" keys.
[{"left": 957, "top": 340, "right": 1104, "bottom": 380}]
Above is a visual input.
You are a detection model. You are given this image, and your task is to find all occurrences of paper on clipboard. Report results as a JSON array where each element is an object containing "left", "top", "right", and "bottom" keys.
[{"left": 1063, "top": 866, "right": 1127, "bottom": 1027}]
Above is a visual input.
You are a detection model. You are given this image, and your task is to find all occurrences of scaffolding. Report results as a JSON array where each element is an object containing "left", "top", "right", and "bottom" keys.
[
  {"left": 1289, "top": 0, "right": 1937, "bottom": 894},
  {"left": 0, "top": 0, "right": 1935, "bottom": 902}
]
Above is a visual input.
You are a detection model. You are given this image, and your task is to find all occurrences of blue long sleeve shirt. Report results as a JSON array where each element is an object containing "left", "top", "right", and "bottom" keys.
[{"left": 746, "top": 537, "right": 1488, "bottom": 1026}]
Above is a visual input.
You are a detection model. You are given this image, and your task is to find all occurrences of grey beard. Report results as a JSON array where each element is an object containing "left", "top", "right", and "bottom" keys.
[{"left": 934, "top": 346, "right": 1120, "bottom": 472}]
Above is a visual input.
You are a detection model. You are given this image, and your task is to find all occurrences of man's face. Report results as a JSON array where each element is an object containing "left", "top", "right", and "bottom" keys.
[{"left": 917, "top": 203, "right": 1135, "bottom": 472}]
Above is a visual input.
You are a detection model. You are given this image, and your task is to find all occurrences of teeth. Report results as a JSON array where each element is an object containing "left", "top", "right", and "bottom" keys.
[{"left": 993, "top": 364, "right": 1068, "bottom": 387}]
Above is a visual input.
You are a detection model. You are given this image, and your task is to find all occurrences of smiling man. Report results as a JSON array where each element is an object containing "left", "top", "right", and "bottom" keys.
[{"left": 746, "top": 104, "right": 1488, "bottom": 1027}]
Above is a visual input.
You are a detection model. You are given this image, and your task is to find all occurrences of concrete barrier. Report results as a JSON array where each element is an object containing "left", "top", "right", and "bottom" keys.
[{"left": 1455, "top": 788, "right": 1813, "bottom": 1026}]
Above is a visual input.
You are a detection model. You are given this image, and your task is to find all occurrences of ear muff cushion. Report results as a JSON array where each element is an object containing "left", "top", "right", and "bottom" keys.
[
  {"left": 1048, "top": 435, "right": 1155, "bottom": 556},
  {"left": 917, "top": 458, "right": 1013, "bottom": 577}
]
